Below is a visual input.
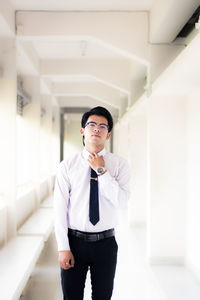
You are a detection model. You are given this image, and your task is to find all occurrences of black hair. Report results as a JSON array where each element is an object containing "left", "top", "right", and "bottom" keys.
[
  {"left": 81, "top": 106, "right": 113, "bottom": 131},
  {"left": 81, "top": 106, "right": 113, "bottom": 146}
]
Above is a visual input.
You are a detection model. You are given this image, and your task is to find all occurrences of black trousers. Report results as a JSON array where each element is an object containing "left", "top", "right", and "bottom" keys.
[{"left": 61, "top": 232, "right": 118, "bottom": 300}]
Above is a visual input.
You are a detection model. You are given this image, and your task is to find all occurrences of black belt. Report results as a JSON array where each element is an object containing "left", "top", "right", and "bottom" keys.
[{"left": 68, "top": 228, "right": 115, "bottom": 242}]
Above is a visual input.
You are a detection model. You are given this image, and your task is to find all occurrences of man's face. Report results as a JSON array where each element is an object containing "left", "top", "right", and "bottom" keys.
[{"left": 80, "top": 115, "right": 111, "bottom": 147}]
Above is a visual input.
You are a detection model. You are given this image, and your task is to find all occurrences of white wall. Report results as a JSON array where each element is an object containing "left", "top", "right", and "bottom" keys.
[
  {"left": 16, "top": 101, "right": 40, "bottom": 193},
  {"left": 147, "top": 94, "right": 187, "bottom": 264},
  {"left": 113, "top": 123, "right": 120, "bottom": 155},
  {"left": 51, "top": 106, "right": 60, "bottom": 172},
  {"left": 64, "top": 119, "right": 83, "bottom": 160},
  {"left": 0, "top": 76, "right": 60, "bottom": 245},
  {"left": 185, "top": 92, "right": 200, "bottom": 280},
  {"left": 113, "top": 117, "right": 130, "bottom": 160},
  {"left": 0, "top": 202, "right": 7, "bottom": 247},
  {"left": 40, "top": 95, "right": 53, "bottom": 180},
  {"left": 0, "top": 78, "right": 17, "bottom": 240},
  {"left": 129, "top": 109, "right": 147, "bottom": 226}
]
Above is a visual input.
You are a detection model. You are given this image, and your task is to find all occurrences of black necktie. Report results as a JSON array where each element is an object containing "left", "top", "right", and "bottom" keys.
[{"left": 89, "top": 168, "right": 99, "bottom": 225}]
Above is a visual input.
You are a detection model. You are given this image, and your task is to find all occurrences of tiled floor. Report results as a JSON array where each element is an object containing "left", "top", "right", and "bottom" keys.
[{"left": 20, "top": 211, "right": 200, "bottom": 300}]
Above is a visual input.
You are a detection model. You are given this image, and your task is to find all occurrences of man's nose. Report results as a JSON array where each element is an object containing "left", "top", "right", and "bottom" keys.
[{"left": 94, "top": 126, "right": 100, "bottom": 132}]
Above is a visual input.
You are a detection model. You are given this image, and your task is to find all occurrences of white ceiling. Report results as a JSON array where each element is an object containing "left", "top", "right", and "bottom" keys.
[
  {"left": 11, "top": 0, "right": 199, "bottom": 118},
  {"left": 32, "top": 40, "right": 123, "bottom": 59},
  {"left": 11, "top": 0, "right": 153, "bottom": 11},
  {"left": 49, "top": 75, "right": 99, "bottom": 83}
]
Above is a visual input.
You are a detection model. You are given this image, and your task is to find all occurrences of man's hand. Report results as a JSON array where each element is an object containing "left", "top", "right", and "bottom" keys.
[
  {"left": 88, "top": 152, "right": 105, "bottom": 171},
  {"left": 58, "top": 250, "right": 75, "bottom": 270}
]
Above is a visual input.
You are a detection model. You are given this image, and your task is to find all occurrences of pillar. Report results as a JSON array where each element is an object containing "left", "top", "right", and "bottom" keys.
[
  {"left": 146, "top": 93, "right": 186, "bottom": 265},
  {"left": 0, "top": 37, "right": 17, "bottom": 241}
]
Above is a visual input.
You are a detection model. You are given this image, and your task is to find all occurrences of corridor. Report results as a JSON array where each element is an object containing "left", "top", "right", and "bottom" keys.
[{"left": 20, "top": 208, "right": 200, "bottom": 300}]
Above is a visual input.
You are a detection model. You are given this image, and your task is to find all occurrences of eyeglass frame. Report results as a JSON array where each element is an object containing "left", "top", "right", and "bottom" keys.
[{"left": 85, "top": 121, "right": 109, "bottom": 132}]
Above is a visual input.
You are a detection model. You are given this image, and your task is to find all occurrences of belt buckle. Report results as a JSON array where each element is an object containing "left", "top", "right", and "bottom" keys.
[
  {"left": 85, "top": 234, "right": 94, "bottom": 242},
  {"left": 96, "top": 233, "right": 100, "bottom": 241},
  {"left": 85, "top": 233, "right": 100, "bottom": 242}
]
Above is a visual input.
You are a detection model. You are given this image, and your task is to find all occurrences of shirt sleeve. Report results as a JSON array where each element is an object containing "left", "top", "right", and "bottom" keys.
[
  {"left": 98, "top": 157, "right": 131, "bottom": 208},
  {"left": 53, "top": 160, "right": 71, "bottom": 251}
]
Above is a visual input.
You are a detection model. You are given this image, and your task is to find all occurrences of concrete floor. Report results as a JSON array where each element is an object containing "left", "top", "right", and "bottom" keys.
[{"left": 20, "top": 211, "right": 200, "bottom": 300}]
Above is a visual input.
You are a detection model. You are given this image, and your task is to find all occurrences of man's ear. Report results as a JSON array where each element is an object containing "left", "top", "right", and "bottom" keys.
[
  {"left": 106, "top": 132, "right": 111, "bottom": 140},
  {"left": 80, "top": 128, "right": 84, "bottom": 136}
]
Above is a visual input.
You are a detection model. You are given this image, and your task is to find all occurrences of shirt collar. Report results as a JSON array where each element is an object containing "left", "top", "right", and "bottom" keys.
[{"left": 82, "top": 147, "right": 106, "bottom": 161}]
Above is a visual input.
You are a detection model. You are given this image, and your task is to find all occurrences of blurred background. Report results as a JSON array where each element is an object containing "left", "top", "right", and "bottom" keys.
[{"left": 0, "top": 0, "right": 200, "bottom": 299}]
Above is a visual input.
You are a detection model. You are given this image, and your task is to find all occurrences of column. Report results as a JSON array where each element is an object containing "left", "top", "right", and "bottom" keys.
[
  {"left": 22, "top": 76, "right": 41, "bottom": 209},
  {"left": 128, "top": 107, "right": 147, "bottom": 227},
  {"left": 0, "top": 37, "right": 17, "bottom": 241},
  {"left": 146, "top": 93, "right": 186, "bottom": 264}
]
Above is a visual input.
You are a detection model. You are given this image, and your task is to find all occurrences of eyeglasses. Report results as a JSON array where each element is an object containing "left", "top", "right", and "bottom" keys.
[{"left": 85, "top": 121, "right": 109, "bottom": 132}]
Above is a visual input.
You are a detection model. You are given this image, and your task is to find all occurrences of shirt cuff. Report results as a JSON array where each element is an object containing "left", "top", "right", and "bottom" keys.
[
  {"left": 56, "top": 236, "right": 71, "bottom": 251},
  {"left": 98, "top": 170, "right": 113, "bottom": 184}
]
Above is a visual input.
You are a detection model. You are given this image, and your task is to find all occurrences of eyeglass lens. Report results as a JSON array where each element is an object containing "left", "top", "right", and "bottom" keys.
[{"left": 86, "top": 122, "right": 108, "bottom": 131}]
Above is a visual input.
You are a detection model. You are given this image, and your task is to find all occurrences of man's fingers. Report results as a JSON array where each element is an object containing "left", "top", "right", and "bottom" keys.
[
  {"left": 58, "top": 250, "right": 74, "bottom": 270},
  {"left": 60, "top": 262, "right": 67, "bottom": 269},
  {"left": 59, "top": 259, "right": 72, "bottom": 270},
  {"left": 65, "top": 256, "right": 75, "bottom": 269},
  {"left": 61, "top": 261, "right": 72, "bottom": 270},
  {"left": 65, "top": 262, "right": 71, "bottom": 269},
  {"left": 88, "top": 153, "right": 98, "bottom": 161},
  {"left": 88, "top": 154, "right": 94, "bottom": 160},
  {"left": 71, "top": 256, "right": 75, "bottom": 267}
]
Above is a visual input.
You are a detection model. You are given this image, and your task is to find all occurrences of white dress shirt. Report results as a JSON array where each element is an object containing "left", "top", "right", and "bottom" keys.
[{"left": 54, "top": 147, "right": 131, "bottom": 251}]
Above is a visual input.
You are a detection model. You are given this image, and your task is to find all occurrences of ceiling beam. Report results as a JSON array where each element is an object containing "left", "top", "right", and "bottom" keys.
[
  {"left": 150, "top": 0, "right": 199, "bottom": 43},
  {"left": 16, "top": 11, "right": 149, "bottom": 64},
  {"left": 57, "top": 93, "right": 120, "bottom": 109},
  {"left": 41, "top": 59, "right": 131, "bottom": 93},
  {"left": 57, "top": 96, "right": 119, "bottom": 116},
  {"left": 52, "top": 82, "right": 121, "bottom": 107}
]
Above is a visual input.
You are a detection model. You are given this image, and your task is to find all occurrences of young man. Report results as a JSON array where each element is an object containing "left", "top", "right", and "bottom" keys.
[{"left": 54, "top": 106, "right": 131, "bottom": 300}]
